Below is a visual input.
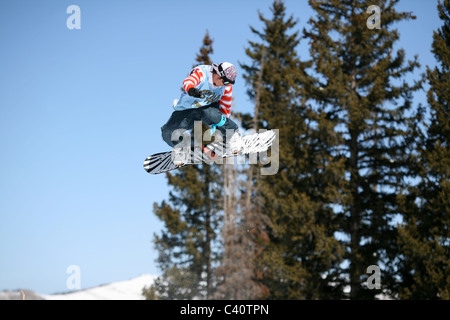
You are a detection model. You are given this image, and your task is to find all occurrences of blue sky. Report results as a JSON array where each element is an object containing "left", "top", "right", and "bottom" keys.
[{"left": 0, "top": 0, "right": 441, "bottom": 295}]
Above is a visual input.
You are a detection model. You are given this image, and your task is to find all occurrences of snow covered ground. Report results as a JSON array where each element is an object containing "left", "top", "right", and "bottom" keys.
[
  {"left": 0, "top": 274, "right": 157, "bottom": 300},
  {"left": 42, "top": 274, "right": 156, "bottom": 300}
]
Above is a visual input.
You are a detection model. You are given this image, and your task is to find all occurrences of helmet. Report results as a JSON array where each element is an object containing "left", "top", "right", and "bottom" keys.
[{"left": 212, "top": 62, "right": 237, "bottom": 85}]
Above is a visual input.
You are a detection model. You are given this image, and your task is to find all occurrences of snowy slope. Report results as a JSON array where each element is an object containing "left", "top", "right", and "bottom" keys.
[{"left": 42, "top": 274, "right": 156, "bottom": 300}]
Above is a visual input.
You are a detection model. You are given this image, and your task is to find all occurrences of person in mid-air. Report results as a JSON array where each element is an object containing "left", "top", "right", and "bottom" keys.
[{"left": 161, "top": 62, "right": 243, "bottom": 165}]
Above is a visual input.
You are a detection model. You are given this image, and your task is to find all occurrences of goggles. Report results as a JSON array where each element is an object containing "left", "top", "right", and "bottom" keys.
[{"left": 212, "top": 63, "right": 235, "bottom": 85}]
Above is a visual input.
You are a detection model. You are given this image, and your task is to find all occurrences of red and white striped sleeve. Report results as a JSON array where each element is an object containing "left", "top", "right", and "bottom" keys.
[
  {"left": 183, "top": 68, "right": 205, "bottom": 92},
  {"left": 219, "top": 85, "right": 233, "bottom": 118}
]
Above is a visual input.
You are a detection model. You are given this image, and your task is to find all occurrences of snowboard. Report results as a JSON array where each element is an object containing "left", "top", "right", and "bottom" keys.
[{"left": 143, "top": 130, "right": 276, "bottom": 175}]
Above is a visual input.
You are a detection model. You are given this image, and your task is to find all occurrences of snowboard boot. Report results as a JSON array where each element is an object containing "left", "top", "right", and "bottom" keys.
[
  {"left": 226, "top": 130, "right": 244, "bottom": 155},
  {"left": 171, "top": 144, "right": 190, "bottom": 166}
]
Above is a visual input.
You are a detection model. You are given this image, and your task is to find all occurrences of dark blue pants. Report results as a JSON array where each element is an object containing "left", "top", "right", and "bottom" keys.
[{"left": 161, "top": 102, "right": 238, "bottom": 147}]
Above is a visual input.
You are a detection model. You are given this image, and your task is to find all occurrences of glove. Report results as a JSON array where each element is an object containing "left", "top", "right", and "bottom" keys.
[{"left": 188, "top": 87, "right": 202, "bottom": 98}]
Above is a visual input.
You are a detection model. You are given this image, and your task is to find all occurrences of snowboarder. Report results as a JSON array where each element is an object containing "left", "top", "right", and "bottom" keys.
[{"left": 161, "top": 62, "right": 243, "bottom": 166}]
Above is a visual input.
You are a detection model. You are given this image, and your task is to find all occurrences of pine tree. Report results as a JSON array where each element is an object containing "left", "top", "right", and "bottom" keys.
[
  {"left": 397, "top": 0, "right": 450, "bottom": 299},
  {"left": 214, "top": 48, "right": 269, "bottom": 301},
  {"left": 147, "top": 32, "right": 223, "bottom": 300},
  {"left": 241, "top": 0, "right": 345, "bottom": 299},
  {"left": 303, "top": 0, "right": 421, "bottom": 299}
]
